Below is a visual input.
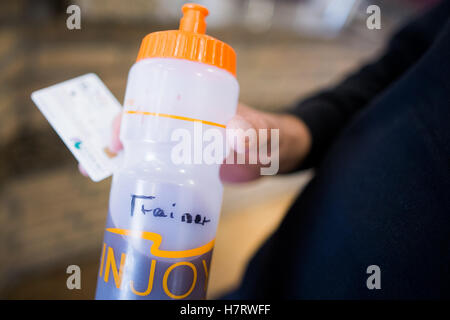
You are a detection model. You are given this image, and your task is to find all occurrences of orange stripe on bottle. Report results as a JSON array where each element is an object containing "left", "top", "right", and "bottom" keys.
[
  {"left": 106, "top": 228, "right": 215, "bottom": 258},
  {"left": 125, "top": 110, "right": 226, "bottom": 128}
]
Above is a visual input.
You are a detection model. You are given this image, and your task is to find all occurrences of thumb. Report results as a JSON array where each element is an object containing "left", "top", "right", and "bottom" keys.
[
  {"left": 226, "top": 103, "right": 272, "bottom": 155},
  {"left": 226, "top": 114, "right": 255, "bottom": 154}
]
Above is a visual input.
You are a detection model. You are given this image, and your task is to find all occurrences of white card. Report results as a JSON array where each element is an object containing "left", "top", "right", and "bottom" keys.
[{"left": 31, "top": 73, "right": 123, "bottom": 182}]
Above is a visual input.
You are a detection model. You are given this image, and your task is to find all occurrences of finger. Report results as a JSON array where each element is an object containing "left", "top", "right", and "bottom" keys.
[
  {"left": 78, "top": 163, "right": 89, "bottom": 177},
  {"left": 109, "top": 112, "right": 123, "bottom": 153},
  {"left": 226, "top": 103, "right": 271, "bottom": 155},
  {"left": 226, "top": 114, "right": 254, "bottom": 154},
  {"left": 219, "top": 161, "right": 262, "bottom": 183}
]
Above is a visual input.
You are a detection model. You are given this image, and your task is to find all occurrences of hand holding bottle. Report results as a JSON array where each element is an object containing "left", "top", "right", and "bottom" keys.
[{"left": 80, "top": 102, "right": 311, "bottom": 182}]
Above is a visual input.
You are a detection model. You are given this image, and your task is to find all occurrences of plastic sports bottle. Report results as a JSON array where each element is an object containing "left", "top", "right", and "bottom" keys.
[{"left": 95, "top": 3, "right": 239, "bottom": 300}]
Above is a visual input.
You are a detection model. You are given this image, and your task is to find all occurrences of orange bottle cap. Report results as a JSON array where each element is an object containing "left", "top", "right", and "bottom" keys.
[{"left": 136, "top": 3, "right": 236, "bottom": 76}]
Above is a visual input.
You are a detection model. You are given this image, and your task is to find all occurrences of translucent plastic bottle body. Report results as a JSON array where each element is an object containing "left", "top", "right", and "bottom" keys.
[{"left": 95, "top": 58, "right": 239, "bottom": 299}]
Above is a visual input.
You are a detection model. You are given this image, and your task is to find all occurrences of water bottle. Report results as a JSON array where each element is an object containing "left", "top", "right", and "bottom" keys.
[{"left": 95, "top": 3, "right": 239, "bottom": 300}]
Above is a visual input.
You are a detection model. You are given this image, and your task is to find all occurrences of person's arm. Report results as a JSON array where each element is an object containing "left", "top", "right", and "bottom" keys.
[
  {"left": 78, "top": 2, "right": 449, "bottom": 182},
  {"left": 289, "top": 0, "right": 450, "bottom": 169}
]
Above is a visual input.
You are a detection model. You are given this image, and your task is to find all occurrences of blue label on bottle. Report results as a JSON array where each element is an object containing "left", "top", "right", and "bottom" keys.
[{"left": 95, "top": 214, "right": 213, "bottom": 300}]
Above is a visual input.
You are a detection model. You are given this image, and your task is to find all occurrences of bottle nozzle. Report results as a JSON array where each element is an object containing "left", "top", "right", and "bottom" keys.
[{"left": 179, "top": 3, "right": 209, "bottom": 34}]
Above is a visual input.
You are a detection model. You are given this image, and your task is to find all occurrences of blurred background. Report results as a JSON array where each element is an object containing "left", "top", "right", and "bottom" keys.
[{"left": 0, "top": 0, "right": 433, "bottom": 299}]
